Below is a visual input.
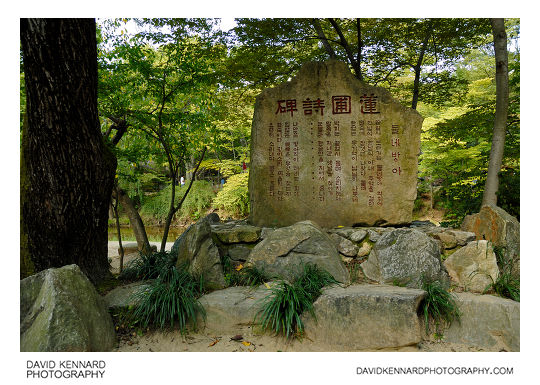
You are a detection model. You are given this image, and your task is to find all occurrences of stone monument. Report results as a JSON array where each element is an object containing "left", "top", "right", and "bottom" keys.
[{"left": 249, "top": 60, "right": 423, "bottom": 228}]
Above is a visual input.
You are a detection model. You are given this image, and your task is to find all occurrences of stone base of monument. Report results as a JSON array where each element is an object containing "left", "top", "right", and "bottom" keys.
[{"left": 103, "top": 212, "right": 520, "bottom": 352}]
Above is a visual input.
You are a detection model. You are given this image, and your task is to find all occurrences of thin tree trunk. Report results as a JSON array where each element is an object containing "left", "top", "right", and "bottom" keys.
[
  {"left": 328, "top": 18, "right": 360, "bottom": 80},
  {"left": 111, "top": 196, "right": 124, "bottom": 272},
  {"left": 116, "top": 188, "right": 153, "bottom": 255},
  {"left": 312, "top": 19, "right": 336, "bottom": 59},
  {"left": 411, "top": 24, "right": 432, "bottom": 110},
  {"left": 482, "top": 18, "right": 509, "bottom": 207},
  {"left": 160, "top": 148, "right": 207, "bottom": 252},
  {"left": 20, "top": 18, "right": 116, "bottom": 283}
]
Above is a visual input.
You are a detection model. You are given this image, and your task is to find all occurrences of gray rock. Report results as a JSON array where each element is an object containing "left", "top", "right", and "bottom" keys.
[
  {"left": 174, "top": 213, "right": 225, "bottom": 290},
  {"left": 191, "top": 238, "right": 226, "bottom": 290},
  {"left": 443, "top": 292, "right": 519, "bottom": 351},
  {"left": 246, "top": 220, "right": 350, "bottom": 283},
  {"left": 302, "top": 284, "right": 426, "bottom": 350},
  {"left": 171, "top": 212, "right": 220, "bottom": 258},
  {"left": 226, "top": 244, "right": 253, "bottom": 262},
  {"left": 367, "top": 229, "right": 381, "bottom": 242},
  {"left": 356, "top": 242, "right": 372, "bottom": 258},
  {"left": 429, "top": 231, "right": 457, "bottom": 250},
  {"left": 328, "top": 227, "right": 356, "bottom": 239},
  {"left": 260, "top": 227, "right": 275, "bottom": 240},
  {"left": 443, "top": 240, "right": 499, "bottom": 293},
  {"left": 20, "top": 265, "right": 116, "bottom": 352},
  {"left": 349, "top": 229, "right": 368, "bottom": 243},
  {"left": 211, "top": 223, "right": 261, "bottom": 244},
  {"left": 329, "top": 233, "right": 359, "bottom": 257},
  {"left": 445, "top": 230, "right": 476, "bottom": 246},
  {"left": 198, "top": 284, "right": 275, "bottom": 333},
  {"left": 361, "top": 228, "right": 448, "bottom": 289},
  {"left": 103, "top": 281, "right": 153, "bottom": 311}
]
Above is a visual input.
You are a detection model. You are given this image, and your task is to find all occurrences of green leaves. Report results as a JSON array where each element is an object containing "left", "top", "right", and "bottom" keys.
[
  {"left": 421, "top": 278, "right": 461, "bottom": 335},
  {"left": 255, "top": 264, "right": 338, "bottom": 339}
]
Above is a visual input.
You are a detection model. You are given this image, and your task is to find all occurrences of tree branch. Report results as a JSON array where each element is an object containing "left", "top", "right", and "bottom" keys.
[{"left": 312, "top": 19, "right": 336, "bottom": 58}]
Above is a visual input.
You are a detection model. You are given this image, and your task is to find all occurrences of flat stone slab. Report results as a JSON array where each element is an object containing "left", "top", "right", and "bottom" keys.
[
  {"left": 198, "top": 285, "right": 274, "bottom": 333},
  {"left": 103, "top": 281, "right": 153, "bottom": 311},
  {"left": 443, "top": 292, "right": 520, "bottom": 351},
  {"left": 211, "top": 224, "right": 261, "bottom": 244},
  {"left": 302, "top": 284, "right": 425, "bottom": 350}
]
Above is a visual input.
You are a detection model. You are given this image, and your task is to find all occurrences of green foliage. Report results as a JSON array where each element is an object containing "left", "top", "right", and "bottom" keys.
[
  {"left": 255, "top": 264, "right": 338, "bottom": 338},
  {"left": 421, "top": 278, "right": 461, "bottom": 335},
  {"left": 140, "top": 180, "right": 215, "bottom": 221},
  {"left": 484, "top": 247, "right": 520, "bottom": 302},
  {"left": 222, "top": 254, "right": 268, "bottom": 287},
  {"left": 256, "top": 280, "right": 314, "bottom": 339},
  {"left": 128, "top": 262, "right": 205, "bottom": 331},
  {"left": 213, "top": 172, "right": 250, "bottom": 216},
  {"left": 118, "top": 251, "right": 174, "bottom": 281}
]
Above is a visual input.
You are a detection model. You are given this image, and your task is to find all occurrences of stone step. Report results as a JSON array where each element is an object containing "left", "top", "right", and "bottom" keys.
[
  {"left": 442, "top": 292, "right": 520, "bottom": 351},
  {"left": 301, "top": 284, "right": 426, "bottom": 350}
]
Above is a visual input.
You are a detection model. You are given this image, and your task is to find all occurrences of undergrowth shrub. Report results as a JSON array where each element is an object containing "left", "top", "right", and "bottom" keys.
[
  {"left": 140, "top": 180, "right": 215, "bottom": 221},
  {"left": 484, "top": 246, "right": 520, "bottom": 302},
  {"left": 128, "top": 262, "right": 205, "bottom": 332},
  {"left": 255, "top": 264, "right": 338, "bottom": 338},
  {"left": 118, "top": 251, "right": 174, "bottom": 281},
  {"left": 421, "top": 278, "right": 461, "bottom": 335},
  {"left": 213, "top": 172, "right": 249, "bottom": 217},
  {"left": 222, "top": 255, "right": 268, "bottom": 287}
]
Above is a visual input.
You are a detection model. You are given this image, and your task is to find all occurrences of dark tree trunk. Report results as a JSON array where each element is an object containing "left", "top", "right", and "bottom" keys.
[
  {"left": 482, "top": 18, "right": 509, "bottom": 207},
  {"left": 20, "top": 18, "right": 116, "bottom": 283}
]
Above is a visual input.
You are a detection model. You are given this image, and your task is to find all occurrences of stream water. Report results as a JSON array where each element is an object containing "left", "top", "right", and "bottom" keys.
[{"left": 108, "top": 225, "right": 186, "bottom": 243}]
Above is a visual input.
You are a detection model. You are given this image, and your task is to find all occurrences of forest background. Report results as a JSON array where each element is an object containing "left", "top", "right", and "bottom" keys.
[{"left": 30, "top": 16, "right": 519, "bottom": 250}]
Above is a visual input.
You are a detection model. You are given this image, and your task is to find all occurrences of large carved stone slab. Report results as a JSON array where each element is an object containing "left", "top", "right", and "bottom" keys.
[{"left": 249, "top": 60, "right": 422, "bottom": 228}]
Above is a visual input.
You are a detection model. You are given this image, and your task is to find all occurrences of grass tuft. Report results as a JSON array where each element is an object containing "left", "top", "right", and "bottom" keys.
[
  {"left": 255, "top": 263, "right": 338, "bottom": 339},
  {"left": 421, "top": 278, "right": 461, "bottom": 335},
  {"left": 118, "top": 251, "right": 175, "bottom": 281},
  {"left": 128, "top": 262, "right": 205, "bottom": 332},
  {"left": 484, "top": 246, "right": 520, "bottom": 302}
]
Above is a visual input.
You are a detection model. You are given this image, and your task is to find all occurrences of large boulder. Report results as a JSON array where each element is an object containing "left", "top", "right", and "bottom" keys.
[
  {"left": 461, "top": 205, "right": 520, "bottom": 276},
  {"left": 361, "top": 228, "right": 448, "bottom": 288},
  {"left": 302, "top": 285, "right": 426, "bottom": 350},
  {"left": 245, "top": 220, "right": 350, "bottom": 283},
  {"left": 173, "top": 213, "right": 226, "bottom": 290},
  {"left": 443, "top": 292, "right": 520, "bottom": 351},
  {"left": 443, "top": 240, "right": 499, "bottom": 293},
  {"left": 20, "top": 265, "right": 116, "bottom": 352}
]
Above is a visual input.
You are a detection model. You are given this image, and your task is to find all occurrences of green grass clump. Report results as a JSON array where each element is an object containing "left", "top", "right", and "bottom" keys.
[
  {"left": 484, "top": 246, "right": 520, "bottom": 302},
  {"left": 128, "top": 263, "right": 205, "bottom": 331},
  {"left": 213, "top": 173, "right": 249, "bottom": 217},
  {"left": 222, "top": 255, "right": 268, "bottom": 287},
  {"left": 255, "top": 264, "right": 338, "bottom": 339},
  {"left": 421, "top": 278, "right": 461, "bottom": 334},
  {"left": 118, "top": 251, "right": 174, "bottom": 281}
]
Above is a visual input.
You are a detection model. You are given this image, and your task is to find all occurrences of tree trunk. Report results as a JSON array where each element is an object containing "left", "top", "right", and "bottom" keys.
[
  {"left": 411, "top": 25, "right": 432, "bottom": 110},
  {"left": 116, "top": 188, "right": 153, "bottom": 255},
  {"left": 482, "top": 18, "right": 509, "bottom": 207},
  {"left": 111, "top": 199, "right": 125, "bottom": 272},
  {"left": 20, "top": 18, "right": 116, "bottom": 283},
  {"left": 160, "top": 148, "right": 207, "bottom": 252}
]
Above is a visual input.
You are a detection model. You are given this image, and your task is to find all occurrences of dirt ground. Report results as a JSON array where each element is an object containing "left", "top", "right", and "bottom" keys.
[{"left": 113, "top": 324, "right": 484, "bottom": 352}]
